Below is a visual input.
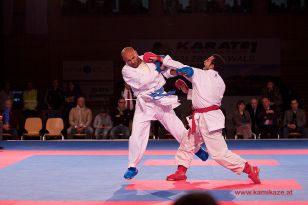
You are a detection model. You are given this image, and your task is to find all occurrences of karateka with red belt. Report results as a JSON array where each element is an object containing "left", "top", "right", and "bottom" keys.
[{"left": 144, "top": 52, "right": 261, "bottom": 184}]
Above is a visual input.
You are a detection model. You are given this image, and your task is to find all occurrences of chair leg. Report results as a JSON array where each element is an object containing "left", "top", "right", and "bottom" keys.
[
  {"left": 21, "top": 136, "right": 24, "bottom": 140},
  {"left": 61, "top": 135, "right": 64, "bottom": 140},
  {"left": 43, "top": 135, "right": 46, "bottom": 141}
]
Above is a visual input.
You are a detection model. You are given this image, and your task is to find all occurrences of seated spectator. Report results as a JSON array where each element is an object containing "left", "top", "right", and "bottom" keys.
[
  {"left": 0, "top": 99, "right": 19, "bottom": 139},
  {"left": 67, "top": 96, "right": 93, "bottom": 138},
  {"left": 23, "top": 82, "right": 38, "bottom": 118},
  {"left": 110, "top": 98, "right": 133, "bottom": 139},
  {"left": 0, "top": 82, "right": 14, "bottom": 111},
  {"left": 245, "top": 98, "right": 262, "bottom": 134},
  {"left": 93, "top": 108, "right": 112, "bottom": 139},
  {"left": 283, "top": 99, "right": 308, "bottom": 138},
  {"left": 232, "top": 100, "right": 252, "bottom": 139},
  {"left": 44, "top": 80, "right": 65, "bottom": 118},
  {"left": 173, "top": 192, "right": 218, "bottom": 205},
  {"left": 257, "top": 97, "right": 279, "bottom": 138}
]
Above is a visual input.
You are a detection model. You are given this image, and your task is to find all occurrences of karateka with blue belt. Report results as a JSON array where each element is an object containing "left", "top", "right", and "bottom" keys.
[{"left": 121, "top": 47, "right": 209, "bottom": 179}]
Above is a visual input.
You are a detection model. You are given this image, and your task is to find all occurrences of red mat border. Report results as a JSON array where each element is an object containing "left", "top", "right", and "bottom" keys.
[
  {"left": 1, "top": 149, "right": 308, "bottom": 169},
  {"left": 126, "top": 180, "right": 302, "bottom": 190}
]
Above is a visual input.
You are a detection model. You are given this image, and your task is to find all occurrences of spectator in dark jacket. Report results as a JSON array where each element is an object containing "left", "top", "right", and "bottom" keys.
[
  {"left": 257, "top": 97, "right": 279, "bottom": 138},
  {"left": 44, "top": 80, "right": 65, "bottom": 118},
  {"left": 283, "top": 99, "right": 308, "bottom": 138},
  {"left": 110, "top": 98, "right": 133, "bottom": 139},
  {"left": 245, "top": 98, "right": 262, "bottom": 134},
  {"left": 64, "top": 81, "right": 82, "bottom": 112}
]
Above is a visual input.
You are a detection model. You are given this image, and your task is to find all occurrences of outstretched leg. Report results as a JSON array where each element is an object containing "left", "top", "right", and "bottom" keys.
[{"left": 198, "top": 116, "right": 261, "bottom": 183}]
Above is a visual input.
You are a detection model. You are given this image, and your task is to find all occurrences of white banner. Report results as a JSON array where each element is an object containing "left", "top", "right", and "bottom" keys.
[
  {"left": 63, "top": 61, "right": 114, "bottom": 81},
  {"left": 131, "top": 39, "right": 280, "bottom": 76}
]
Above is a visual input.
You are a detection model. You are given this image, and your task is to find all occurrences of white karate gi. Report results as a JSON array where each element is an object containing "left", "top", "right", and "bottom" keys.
[
  {"left": 163, "top": 55, "right": 247, "bottom": 175},
  {"left": 122, "top": 57, "right": 188, "bottom": 168}
]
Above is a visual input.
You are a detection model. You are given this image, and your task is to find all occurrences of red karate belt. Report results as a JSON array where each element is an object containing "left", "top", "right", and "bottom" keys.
[{"left": 191, "top": 105, "right": 220, "bottom": 133}]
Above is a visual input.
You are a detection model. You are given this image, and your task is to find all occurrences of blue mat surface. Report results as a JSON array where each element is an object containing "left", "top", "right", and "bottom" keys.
[{"left": 0, "top": 140, "right": 308, "bottom": 203}]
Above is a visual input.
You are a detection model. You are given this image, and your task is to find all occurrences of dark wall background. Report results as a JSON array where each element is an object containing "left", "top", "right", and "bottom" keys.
[{"left": 2, "top": 0, "right": 308, "bottom": 108}]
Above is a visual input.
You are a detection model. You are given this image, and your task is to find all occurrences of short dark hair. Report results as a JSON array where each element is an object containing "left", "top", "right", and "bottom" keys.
[
  {"left": 173, "top": 192, "right": 218, "bottom": 205},
  {"left": 212, "top": 54, "right": 225, "bottom": 69},
  {"left": 236, "top": 100, "right": 246, "bottom": 110},
  {"left": 236, "top": 100, "right": 245, "bottom": 107}
]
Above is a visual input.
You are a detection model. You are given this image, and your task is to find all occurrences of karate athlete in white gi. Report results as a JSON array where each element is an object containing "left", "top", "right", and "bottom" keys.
[
  {"left": 121, "top": 47, "right": 209, "bottom": 179},
  {"left": 146, "top": 53, "right": 261, "bottom": 184}
]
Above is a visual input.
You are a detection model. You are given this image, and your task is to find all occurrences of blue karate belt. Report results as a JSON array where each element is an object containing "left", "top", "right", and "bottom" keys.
[{"left": 149, "top": 87, "right": 176, "bottom": 100}]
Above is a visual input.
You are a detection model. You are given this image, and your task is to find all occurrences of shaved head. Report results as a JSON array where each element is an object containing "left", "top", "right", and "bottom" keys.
[
  {"left": 121, "top": 47, "right": 141, "bottom": 68},
  {"left": 121, "top": 47, "right": 136, "bottom": 57}
]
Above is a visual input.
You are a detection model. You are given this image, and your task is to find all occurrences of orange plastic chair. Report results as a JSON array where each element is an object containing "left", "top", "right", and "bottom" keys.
[
  {"left": 21, "top": 117, "right": 42, "bottom": 140},
  {"left": 43, "top": 118, "right": 64, "bottom": 140}
]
